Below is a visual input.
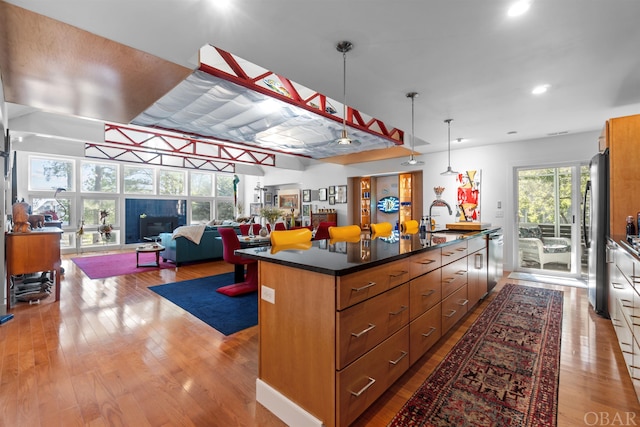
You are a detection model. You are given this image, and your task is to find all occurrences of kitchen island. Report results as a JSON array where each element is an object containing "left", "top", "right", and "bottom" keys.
[{"left": 237, "top": 228, "right": 501, "bottom": 427}]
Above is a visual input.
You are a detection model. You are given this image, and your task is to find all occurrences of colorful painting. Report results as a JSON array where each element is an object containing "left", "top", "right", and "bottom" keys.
[{"left": 456, "top": 170, "right": 481, "bottom": 221}]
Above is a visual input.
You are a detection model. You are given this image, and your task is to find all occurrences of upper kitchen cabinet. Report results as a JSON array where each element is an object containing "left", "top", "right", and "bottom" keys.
[{"left": 607, "top": 114, "right": 640, "bottom": 237}]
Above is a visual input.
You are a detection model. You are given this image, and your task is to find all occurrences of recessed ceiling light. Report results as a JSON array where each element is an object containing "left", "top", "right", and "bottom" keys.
[
  {"left": 455, "top": 138, "right": 466, "bottom": 143},
  {"left": 507, "top": 131, "right": 518, "bottom": 135},
  {"left": 532, "top": 84, "right": 550, "bottom": 95},
  {"left": 508, "top": 1, "right": 531, "bottom": 17}
]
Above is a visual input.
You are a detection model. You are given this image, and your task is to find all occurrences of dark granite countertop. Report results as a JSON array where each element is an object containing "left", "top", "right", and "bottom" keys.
[{"left": 236, "top": 227, "right": 501, "bottom": 277}]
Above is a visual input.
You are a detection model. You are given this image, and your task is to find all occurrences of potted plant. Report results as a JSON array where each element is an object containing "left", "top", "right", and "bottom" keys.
[{"left": 259, "top": 207, "right": 282, "bottom": 235}]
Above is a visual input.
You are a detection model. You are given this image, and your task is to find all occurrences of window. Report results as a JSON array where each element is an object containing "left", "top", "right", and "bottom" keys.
[
  {"left": 81, "top": 161, "right": 118, "bottom": 193},
  {"left": 216, "top": 200, "right": 234, "bottom": 220},
  {"left": 191, "top": 200, "right": 211, "bottom": 224},
  {"left": 32, "top": 197, "right": 71, "bottom": 226},
  {"left": 216, "top": 174, "right": 234, "bottom": 197},
  {"left": 29, "top": 156, "right": 74, "bottom": 191},
  {"left": 190, "top": 172, "right": 214, "bottom": 197},
  {"left": 159, "top": 169, "right": 186, "bottom": 195},
  {"left": 124, "top": 166, "right": 154, "bottom": 194},
  {"left": 82, "top": 199, "right": 117, "bottom": 226}
]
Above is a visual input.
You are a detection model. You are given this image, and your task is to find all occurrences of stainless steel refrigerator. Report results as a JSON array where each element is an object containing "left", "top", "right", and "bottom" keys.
[{"left": 583, "top": 150, "right": 609, "bottom": 317}]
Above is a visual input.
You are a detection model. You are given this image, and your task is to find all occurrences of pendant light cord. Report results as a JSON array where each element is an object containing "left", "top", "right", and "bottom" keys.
[{"left": 342, "top": 49, "right": 347, "bottom": 133}]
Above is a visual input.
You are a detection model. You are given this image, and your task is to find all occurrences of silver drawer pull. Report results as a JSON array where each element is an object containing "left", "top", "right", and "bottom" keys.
[
  {"left": 352, "top": 282, "right": 376, "bottom": 292},
  {"left": 389, "top": 305, "right": 408, "bottom": 316},
  {"left": 442, "top": 251, "right": 454, "bottom": 257},
  {"left": 456, "top": 247, "right": 466, "bottom": 252},
  {"left": 350, "top": 377, "right": 376, "bottom": 397},
  {"left": 455, "top": 270, "right": 466, "bottom": 275},
  {"left": 419, "top": 259, "right": 436, "bottom": 265},
  {"left": 389, "top": 351, "right": 408, "bottom": 365},
  {"left": 612, "top": 283, "right": 624, "bottom": 289},
  {"left": 390, "top": 270, "right": 408, "bottom": 278},
  {"left": 422, "top": 327, "right": 436, "bottom": 337},
  {"left": 351, "top": 323, "right": 376, "bottom": 338},
  {"left": 459, "top": 299, "right": 469, "bottom": 306},
  {"left": 443, "top": 277, "right": 456, "bottom": 284},
  {"left": 444, "top": 309, "right": 457, "bottom": 318},
  {"left": 623, "top": 350, "right": 634, "bottom": 354},
  {"left": 621, "top": 341, "right": 633, "bottom": 347},
  {"left": 422, "top": 289, "right": 436, "bottom": 297}
]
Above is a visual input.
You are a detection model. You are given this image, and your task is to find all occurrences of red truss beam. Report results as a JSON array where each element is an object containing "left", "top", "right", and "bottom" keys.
[
  {"left": 200, "top": 46, "right": 404, "bottom": 146},
  {"left": 98, "top": 124, "right": 276, "bottom": 169}
]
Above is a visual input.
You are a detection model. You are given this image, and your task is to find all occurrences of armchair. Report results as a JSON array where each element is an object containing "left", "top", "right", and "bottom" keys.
[{"left": 518, "top": 223, "right": 571, "bottom": 269}]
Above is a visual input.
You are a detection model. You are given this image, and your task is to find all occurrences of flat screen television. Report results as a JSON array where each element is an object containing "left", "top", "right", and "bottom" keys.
[{"left": 139, "top": 216, "right": 178, "bottom": 240}]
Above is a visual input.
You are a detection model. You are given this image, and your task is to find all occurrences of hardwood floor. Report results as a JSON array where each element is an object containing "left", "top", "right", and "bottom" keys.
[{"left": 1, "top": 252, "right": 639, "bottom": 426}]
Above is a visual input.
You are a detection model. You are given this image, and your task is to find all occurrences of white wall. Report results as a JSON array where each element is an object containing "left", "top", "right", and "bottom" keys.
[{"left": 259, "top": 130, "right": 600, "bottom": 271}]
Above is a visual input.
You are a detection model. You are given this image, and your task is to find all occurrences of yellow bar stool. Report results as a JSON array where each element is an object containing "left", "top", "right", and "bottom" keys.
[
  {"left": 401, "top": 220, "right": 420, "bottom": 234},
  {"left": 328, "top": 225, "right": 362, "bottom": 241},
  {"left": 270, "top": 228, "right": 312, "bottom": 246},
  {"left": 370, "top": 221, "right": 393, "bottom": 237}
]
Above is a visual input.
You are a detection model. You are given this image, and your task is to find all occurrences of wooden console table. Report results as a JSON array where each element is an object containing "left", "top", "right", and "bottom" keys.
[{"left": 5, "top": 227, "right": 63, "bottom": 309}]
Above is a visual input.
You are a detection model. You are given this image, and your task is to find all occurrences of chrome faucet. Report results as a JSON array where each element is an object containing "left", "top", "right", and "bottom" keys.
[{"left": 427, "top": 199, "right": 453, "bottom": 230}]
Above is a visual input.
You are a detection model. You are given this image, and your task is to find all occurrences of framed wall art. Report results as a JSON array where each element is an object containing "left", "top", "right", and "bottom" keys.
[
  {"left": 318, "top": 188, "right": 328, "bottom": 201},
  {"left": 303, "top": 189, "right": 311, "bottom": 202},
  {"left": 337, "top": 185, "right": 347, "bottom": 203},
  {"left": 328, "top": 186, "right": 336, "bottom": 196},
  {"left": 302, "top": 204, "right": 311, "bottom": 217},
  {"left": 329, "top": 195, "right": 336, "bottom": 205},
  {"left": 277, "top": 189, "right": 301, "bottom": 215}
]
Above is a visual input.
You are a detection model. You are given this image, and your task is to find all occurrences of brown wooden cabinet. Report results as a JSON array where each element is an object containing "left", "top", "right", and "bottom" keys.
[
  {"left": 311, "top": 212, "right": 337, "bottom": 229},
  {"left": 255, "top": 232, "right": 500, "bottom": 425},
  {"left": 5, "top": 228, "right": 64, "bottom": 309},
  {"left": 607, "top": 114, "right": 640, "bottom": 236},
  {"left": 467, "top": 235, "right": 488, "bottom": 309}
]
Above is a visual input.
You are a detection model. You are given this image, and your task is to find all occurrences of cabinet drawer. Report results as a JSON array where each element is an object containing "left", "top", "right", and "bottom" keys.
[
  {"left": 337, "top": 327, "right": 409, "bottom": 427},
  {"left": 441, "top": 241, "right": 468, "bottom": 264},
  {"left": 337, "top": 284, "right": 409, "bottom": 369},
  {"left": 409, "top": 303, "right": 441, "bottom": 365},
  {"left": 442, "top": 284, "right": 468, "bottom": 334},
  {"left": 409, "top": 268, "right": 441, "bottom": 320},
  {"left": 617, "top": 249, "right": 637, "bottom": 287},
  {"left": 409, "top": 248, "right": 442, "bottom": 278},
  {"left": 467, "top": 235, "right": 486, "bottom": 253},
  {"left": 338, "top": 259, "right": 410, "bottom": 310},
  {"left": 441, "top": 257, "right": 467, "bottom": 298}
]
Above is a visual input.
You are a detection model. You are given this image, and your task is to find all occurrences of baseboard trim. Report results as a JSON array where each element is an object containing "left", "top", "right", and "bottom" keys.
[{"left": 256, "top": 379, "right": 324, "bottom": 427}]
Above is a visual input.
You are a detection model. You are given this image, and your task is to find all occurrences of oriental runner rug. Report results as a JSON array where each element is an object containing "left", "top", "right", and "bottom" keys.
[{"left": 389, "top": 284, "right": 563, "bottom": 427}]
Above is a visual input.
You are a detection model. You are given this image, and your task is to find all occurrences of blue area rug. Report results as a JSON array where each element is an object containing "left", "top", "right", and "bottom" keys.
[{"left": 149, "top": 272, "right": 257, "bottom": 336}]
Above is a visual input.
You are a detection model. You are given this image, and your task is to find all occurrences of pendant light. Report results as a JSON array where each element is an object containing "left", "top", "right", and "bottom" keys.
[
  {"left": 401, "top": 92, "right": 424, "bottom": 166},
  {"left": 333, "top": 41, "right": 360, "bottom": 147},
  {"left": 440, "top": 118, "right": 459, "bottom": 175}
]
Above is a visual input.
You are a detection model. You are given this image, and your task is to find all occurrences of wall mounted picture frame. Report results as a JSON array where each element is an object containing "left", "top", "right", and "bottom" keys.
[
  {"left": 337, "top": 185, "right": 347, "bottom": 203},
  {"left": 302, "top": 204, "right": 311, "bottom": 217},
  {"left": 328, "top": 186, "right": 336, "bottom": 196},
  {"left": 303, "top": 189, "right": 311, "bottom": 202},
  {"left": 319, "top": 188, "right": 328, "bottom": 201},
  {"left": 273, "top": 195, "right": 278, "bottom": 206},
  {"left": 250, "top": 203, "right": 261, "bottom": 216},
  {"left": 329, "top": 195, "right": 336, "bottom": 205},
  {"left": 277, "top": 189, "right": 301, "bottom": 215}
]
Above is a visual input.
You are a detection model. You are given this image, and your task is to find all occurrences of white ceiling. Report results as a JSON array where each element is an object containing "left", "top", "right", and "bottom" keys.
[{"left": 4, "top": 0, "right": 640, "bottom": 158}]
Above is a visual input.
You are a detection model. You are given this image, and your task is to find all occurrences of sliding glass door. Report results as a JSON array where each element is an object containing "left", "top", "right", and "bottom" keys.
[{"left": 515, "top": 164, "right": 588, "bottom": 277}]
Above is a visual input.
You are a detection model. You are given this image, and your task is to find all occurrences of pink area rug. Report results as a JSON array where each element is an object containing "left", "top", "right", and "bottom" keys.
[{"left": 71, "top": 252, "right": 174, "bottom": 279}]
